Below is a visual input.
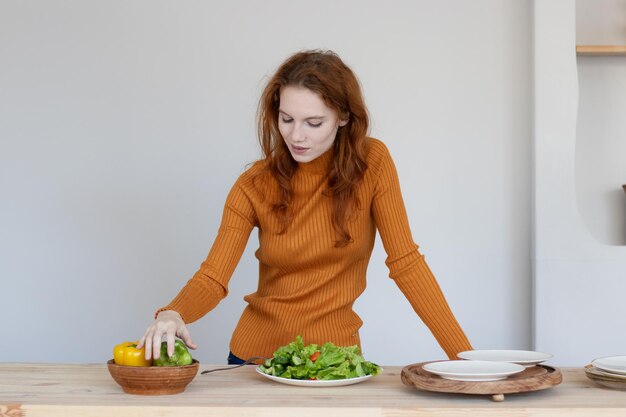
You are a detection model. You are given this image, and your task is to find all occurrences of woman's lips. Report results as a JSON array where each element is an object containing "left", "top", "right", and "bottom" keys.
[{"left": 291, "top": 145, "right": 309, "bottom": 155}]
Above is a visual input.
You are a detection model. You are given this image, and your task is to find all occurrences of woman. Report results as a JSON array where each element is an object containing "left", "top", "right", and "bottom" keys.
[{"left": 138, "top": 50, "right": 472, "bottom": 363}]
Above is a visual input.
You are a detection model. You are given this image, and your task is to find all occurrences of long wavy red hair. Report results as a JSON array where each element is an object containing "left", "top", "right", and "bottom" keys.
[{"left": 256, "top": 50, "right": 369, "bottom": 247}]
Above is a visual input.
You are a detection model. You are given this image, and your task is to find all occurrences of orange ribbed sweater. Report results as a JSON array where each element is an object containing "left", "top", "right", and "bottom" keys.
[{"left": 160, "top": 138, "right": 471, "bottom": 360}]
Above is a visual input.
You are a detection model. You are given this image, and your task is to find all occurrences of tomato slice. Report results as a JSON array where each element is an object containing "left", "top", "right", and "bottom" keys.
[{"left": 310, "top": 351, "right": 321, "bottom": 362}]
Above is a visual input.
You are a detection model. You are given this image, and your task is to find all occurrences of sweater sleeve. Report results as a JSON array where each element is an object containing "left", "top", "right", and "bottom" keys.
[
  {"left": 157, "top": 176, "right": 257, "bottom": 324},
  {"left": 371, "top": 143, "right": 472, "bottom": 359}
]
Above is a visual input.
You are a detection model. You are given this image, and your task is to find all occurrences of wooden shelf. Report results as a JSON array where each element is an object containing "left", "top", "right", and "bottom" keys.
[{"left": 576, "top": 45, "right": 626, "bottom": 56}]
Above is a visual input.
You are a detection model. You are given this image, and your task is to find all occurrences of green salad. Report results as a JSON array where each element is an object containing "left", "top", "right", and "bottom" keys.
[{"left": 259, "top": 336, "right": 381, "bottom": 380}]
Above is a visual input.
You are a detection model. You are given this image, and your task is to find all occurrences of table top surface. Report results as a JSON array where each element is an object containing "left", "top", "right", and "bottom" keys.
[{"left": 2, "top": 363, "right": 626, "bottom": 417}]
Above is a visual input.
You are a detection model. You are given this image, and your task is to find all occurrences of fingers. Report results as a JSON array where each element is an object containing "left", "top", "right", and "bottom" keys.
[
  {"left": 152, "top": 328, "right": 163, "bottom": 360},
  {"left": 178, "top": 327, "right": 197, "bottom": 350},
  {"left": 138, "top": 310, "right": 195, "bottom": 360},
  {"left": 166, "top": 332, "right": 176, "bottom": 358},
  {"left": 140, "top": 327, "right": 155, "bottom": 360}
]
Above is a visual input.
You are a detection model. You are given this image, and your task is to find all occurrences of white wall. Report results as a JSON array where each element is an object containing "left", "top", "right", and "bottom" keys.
[
  {"left": 533, "top": 0, "right": 626, "bottom": 366},
  {"left": 0, "top": 0, "right": 532, "bottom": 365},
  {"left": 575, "top": 0, "right": 626, "bottom": 246}
]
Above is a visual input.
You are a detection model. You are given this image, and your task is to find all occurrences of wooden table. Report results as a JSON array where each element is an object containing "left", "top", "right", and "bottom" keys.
[{"left": 2, "top": 363, "right": 626, "bottom": 417}]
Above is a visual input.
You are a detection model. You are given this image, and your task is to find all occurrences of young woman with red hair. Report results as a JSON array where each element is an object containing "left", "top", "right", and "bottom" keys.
[{"left": 139, "top": 50, "right": 472, "bottom": 364}]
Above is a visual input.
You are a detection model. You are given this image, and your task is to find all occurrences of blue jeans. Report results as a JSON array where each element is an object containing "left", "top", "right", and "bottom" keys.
[{"left": 227, "top": 351, "right": 246, "bottom": 365}]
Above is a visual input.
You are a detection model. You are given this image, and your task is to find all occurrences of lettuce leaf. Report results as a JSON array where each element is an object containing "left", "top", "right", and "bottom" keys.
[{"left": 259, "top": 336, "right": 381, "bottom": 380}]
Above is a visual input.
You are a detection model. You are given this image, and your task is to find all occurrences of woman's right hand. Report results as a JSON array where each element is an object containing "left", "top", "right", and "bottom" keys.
[{"left": 137, "top": 310, "right": 197, "bottom": 361}]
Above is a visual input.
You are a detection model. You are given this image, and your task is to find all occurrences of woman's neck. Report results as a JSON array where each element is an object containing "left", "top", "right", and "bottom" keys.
[{"left": 296, "top": 147, "right": 333, "bottom": 174}]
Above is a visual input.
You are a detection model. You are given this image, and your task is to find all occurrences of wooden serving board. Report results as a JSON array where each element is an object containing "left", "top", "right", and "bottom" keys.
[{"left": 401, "top": 361, "right": 562, "bottom": 401}]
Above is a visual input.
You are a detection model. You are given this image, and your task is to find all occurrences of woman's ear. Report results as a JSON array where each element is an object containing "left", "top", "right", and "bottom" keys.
[{"left": 339, "top": 118, "right": 349, "bottom": 127}]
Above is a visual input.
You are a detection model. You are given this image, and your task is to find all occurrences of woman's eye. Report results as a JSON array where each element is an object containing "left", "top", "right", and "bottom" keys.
[
  {"left": 308, "top": 121, "right": 322, "bottom": 128},
  {"left": 281, "top": 117, "right": 293, "bottom": 123}
]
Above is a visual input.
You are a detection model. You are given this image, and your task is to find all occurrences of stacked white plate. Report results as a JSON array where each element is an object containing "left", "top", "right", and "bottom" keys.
[
  {"left": 422, "top": 350, "right": 553, "bottom": 382},
  {"left": 422, "top": 360, "right": 525, "bottom": 382},
  {"left": 458, "top": 350, "right": 553, "bottom": 368},
  {"left": 591, "top": 356, "right": 626, "bottom": 375},
  {"left": 586, "top": 356, "right": 626, "bottom": 389}
]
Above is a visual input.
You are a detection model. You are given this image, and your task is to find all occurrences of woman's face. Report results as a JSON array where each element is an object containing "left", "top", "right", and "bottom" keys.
[{"left": 278, "top": 86, "right": 347, "bottom": 163}]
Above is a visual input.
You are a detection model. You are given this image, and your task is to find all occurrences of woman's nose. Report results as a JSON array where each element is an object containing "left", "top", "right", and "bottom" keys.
[{"left": 291, "top": 123, "right": 305, "bottom": 142}]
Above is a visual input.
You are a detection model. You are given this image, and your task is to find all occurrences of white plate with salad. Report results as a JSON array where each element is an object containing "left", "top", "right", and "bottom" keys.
[
  {"left": 256, "top": 336, "right": 382, "bottom": 387},
  {"left": 255, "top": 367, "right": 377, "bottom": 387}
]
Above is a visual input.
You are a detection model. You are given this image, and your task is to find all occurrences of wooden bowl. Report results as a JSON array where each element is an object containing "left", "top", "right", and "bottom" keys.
[{"left": 107, "top": 359, "right": 199, "bottom": 395}]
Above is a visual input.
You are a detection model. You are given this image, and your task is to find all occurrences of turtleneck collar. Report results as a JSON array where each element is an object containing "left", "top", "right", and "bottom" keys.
[{"left": 296, "top": 147, "right": 334, "bottom": 174}]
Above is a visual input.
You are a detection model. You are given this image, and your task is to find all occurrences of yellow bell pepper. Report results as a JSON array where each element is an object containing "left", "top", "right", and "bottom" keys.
[{"left": 113, "top": 341, "right": 152, "bottom": 366}]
